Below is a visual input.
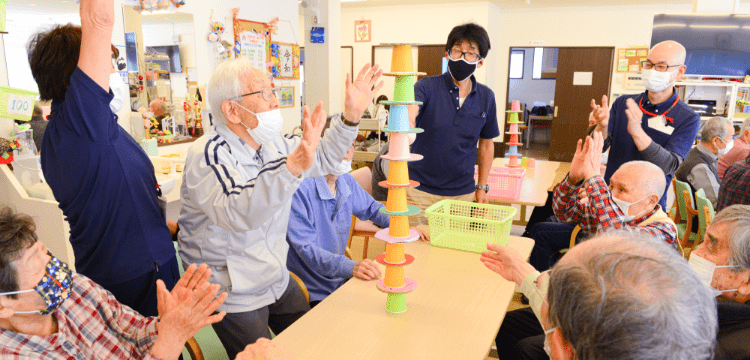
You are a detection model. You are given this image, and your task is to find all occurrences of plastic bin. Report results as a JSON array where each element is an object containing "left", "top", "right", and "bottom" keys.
[
  {"left": 425, "top": 200, "right": 516, "bottom": 253},
  {"left": 474, "top": 166, "right": 526, "bottom": 200}
]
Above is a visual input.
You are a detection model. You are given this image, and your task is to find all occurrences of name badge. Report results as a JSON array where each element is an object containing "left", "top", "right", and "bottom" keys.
[{"left": 647, "top": 115, "right": 674, "bottom": 135}]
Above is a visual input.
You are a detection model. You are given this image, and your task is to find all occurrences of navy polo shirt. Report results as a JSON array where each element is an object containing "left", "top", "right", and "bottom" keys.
[
  {"left": 41, "top": 68, "right": 175, "bottom": 284},
  {"left": 605, "top": 89, "right": 700, "bottom": 208},
  {"left": 409, "top": 71, "right": 500, "bottom": 196}
]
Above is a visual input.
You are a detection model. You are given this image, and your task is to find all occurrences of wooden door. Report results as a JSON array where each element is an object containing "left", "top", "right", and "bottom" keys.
[
  {"left": 418, "top": 45, "right": 446, "bottom": 77},
  {"left": 549, "top": 47, "right": 614, "bottom": 162}
]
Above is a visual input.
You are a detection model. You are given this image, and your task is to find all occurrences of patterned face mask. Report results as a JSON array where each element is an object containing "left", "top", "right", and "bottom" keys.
[{"left": 0, "top": 253, "right": 73, "bottom": 315}]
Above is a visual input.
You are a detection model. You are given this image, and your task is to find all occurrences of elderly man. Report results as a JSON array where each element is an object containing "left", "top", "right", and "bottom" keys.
[
  {"left": 689, "top": 205, "right": 750, "bottom": 360},
  {"left": 590, "top": 40, "right": 700, "bottom": 210},
  {"left": 676, "top": 116, "right": 735, "bottom": 205},
  {"left": 528, "top": 132, "right": 678, "bottom": 271},
  {"left": 178, "top": 58, "right": 382, "bottom": 359},
  {"left": 717, "top": 154, "right": 750, "bottom": 211},
  {"left": 27, "top": 103, "right": 47, "bottom": 152},
  {"left": 148, "top": 99, "right": 169, "bottom": 131},
  {"left": 484, "top": 230, "right": 717, "bottom": 360},
  {"left": 0, "top": 207, "right": 227, "bottom": 359},
  {"left": 719, "top": 118, "right": 750, "bottom": 180}
]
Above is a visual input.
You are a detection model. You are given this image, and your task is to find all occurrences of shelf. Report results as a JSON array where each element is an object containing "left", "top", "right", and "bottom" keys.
[
  {"left": 354, "top": 151, "right": 378, "bottom": 162},
  {"left": 676, "top": 81, "right": 735, "bottom": 87}
]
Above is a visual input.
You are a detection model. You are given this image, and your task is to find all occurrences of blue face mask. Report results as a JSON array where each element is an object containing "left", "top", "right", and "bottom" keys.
[{"left": 0, "top": 253, "right": 73, "bottom": 315}]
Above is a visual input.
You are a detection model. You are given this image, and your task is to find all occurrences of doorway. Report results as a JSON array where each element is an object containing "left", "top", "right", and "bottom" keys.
[{"left": 505, "top": 47, "right": 614, "bottom": 162}]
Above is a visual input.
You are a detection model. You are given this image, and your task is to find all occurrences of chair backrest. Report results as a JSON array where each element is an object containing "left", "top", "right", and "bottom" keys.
[
  {"left": 350, "top": 166, "right": 373, "bottom": 195},
  {"left": 674, "top": 179, "right": 694, "bottom": 220},
  {"left": 695, "top": 188, "right": 715, "bottom": 243},
  {"left": 289, "top": 271, "right": 310, "bottom": 303}
]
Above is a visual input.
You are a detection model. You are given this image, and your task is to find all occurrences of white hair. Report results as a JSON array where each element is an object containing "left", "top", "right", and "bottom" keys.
[
  {"left": 700, "top": 117, "right": 732, "bottom": 144},
  {"left": 740, "top": 118, "right": 750, "bottom": 137},
  {"left": 712, "top": 205, "right": 750, "bottom": 270},
  {"left": 208, "top": 58, "right": 264, "bottom": 124},
  {"left": 617, "top": 161, "right": 666, "bottom": 198}
]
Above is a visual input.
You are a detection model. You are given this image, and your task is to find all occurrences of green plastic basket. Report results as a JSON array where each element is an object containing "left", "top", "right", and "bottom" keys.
[
  {"left": 425, "top": 200, "right": 516, "bottom": 253},
  {"left": 0, "top": 86, "right": 39, "bottom": 121}
]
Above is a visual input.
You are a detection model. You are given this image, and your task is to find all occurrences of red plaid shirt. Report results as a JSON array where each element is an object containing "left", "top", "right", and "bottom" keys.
[
  {"left": 553, "top": 175, "right": 678, "bottom": 248},
  {"left": 0, "top": 273, "right": 162, "bottom": 360},
  {"left": 717, "top": 160, "right": 750, "bottom": 212}
]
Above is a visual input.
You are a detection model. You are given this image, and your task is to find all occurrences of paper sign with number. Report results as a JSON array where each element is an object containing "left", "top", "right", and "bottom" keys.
[{"left": 7, "top": 94, "right": 34, "bottom": 118}]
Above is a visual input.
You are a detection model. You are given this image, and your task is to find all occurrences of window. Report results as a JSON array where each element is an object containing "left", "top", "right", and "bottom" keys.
[
  {"left": 509, "top": 50, "right": 524, "bottom": 79},
  {"left": 532, "top": 48, "right": 544, "bottom": 79},
  {"left": 532, "top": 48, "right": 558, "bottom": 80}
]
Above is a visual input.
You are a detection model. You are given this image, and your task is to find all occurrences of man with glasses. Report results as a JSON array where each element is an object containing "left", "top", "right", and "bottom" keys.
[
  {"left": 483, "top": 230, "right": 717, "bottom": 360},
  {"left": 177, "top": 58, "right": 383, "bottom": 359},
  {"left": 406, "top": 23, "right": 499, "bottom": 225},
  {"left": 589, "top": 40, "right": 700, "bottom": 210}
]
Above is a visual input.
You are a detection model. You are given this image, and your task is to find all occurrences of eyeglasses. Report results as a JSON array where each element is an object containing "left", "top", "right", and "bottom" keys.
[
  {"left": 641, "top": 60, "right": 682, "bottom": 72},
  {"left": 231, "top": 87, "right": 279, "bottom": 102},
  {"left": 448, "top": 49, "right": 481, "bottom": 63}
]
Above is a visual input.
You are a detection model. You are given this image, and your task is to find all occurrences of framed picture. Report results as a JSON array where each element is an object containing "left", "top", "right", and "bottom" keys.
[
  {"left": 279, "top": 86, "right": 295, "bottom": 108},
  {"left": 268, "top": 41, "right": 300, "bottom": 79},
  {"left": 355, "top": 20, "right": 371, "bottom": 43}
]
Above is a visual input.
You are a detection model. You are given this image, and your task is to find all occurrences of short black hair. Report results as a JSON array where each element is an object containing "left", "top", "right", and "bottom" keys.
[
  {"left": 445, "top": 23, "right": 491, "bottom": 59},
  {"left": 0, "top": 207, "right": 38, "bottom": 300},
  {"left": 27, "top": 24, "right": 83, "bottom": 102}
]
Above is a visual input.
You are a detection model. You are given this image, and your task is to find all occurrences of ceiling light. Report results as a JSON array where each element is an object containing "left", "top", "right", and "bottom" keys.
[{"left": 688, "top": 25, "right": 740, "bottom": 29}]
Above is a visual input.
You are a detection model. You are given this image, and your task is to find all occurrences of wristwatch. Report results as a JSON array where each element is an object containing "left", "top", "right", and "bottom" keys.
[
  {"left": 341, "top": 114, "right": 359, "bottom": 127},
  {"left": 476, "top": 184, "right": 489, "bottom": 192}
]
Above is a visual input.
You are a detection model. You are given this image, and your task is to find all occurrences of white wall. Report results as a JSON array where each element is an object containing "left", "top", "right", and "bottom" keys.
[{"left": 508, "top": 48, "right": 556, "bottom": 107}]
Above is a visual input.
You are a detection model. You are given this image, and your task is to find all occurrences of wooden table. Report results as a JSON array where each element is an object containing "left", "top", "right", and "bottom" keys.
[
  {"left": 525, "top": 115, "right": 553, "bottom": 149},
  {"left": 486, "top": 158, "right": 569, "bottom": 226},
  {"left": 273, "top": 237, "right": 535, "bottom": 360}
]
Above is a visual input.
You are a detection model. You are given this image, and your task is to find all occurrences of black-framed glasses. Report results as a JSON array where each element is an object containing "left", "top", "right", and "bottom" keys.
[
  {"left": 641, "top": 60, "right": 682, "bottom": 72},
  {"left": 448, "top": 49, "right": 481, "bottom": 63},
  {"left": 231, "top": 87, "right": 279, "bottom": 102}
]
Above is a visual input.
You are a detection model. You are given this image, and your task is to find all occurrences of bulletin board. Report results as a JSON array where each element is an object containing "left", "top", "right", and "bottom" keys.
[
  {"left": 268, "top": 41, "right": 300, "bottom": 80},
  {"left": 232, "top": 15, "right": 271, "bottom": 69},
  {"left": 617, "top": 47, "right": 649, "bottom": 72}
]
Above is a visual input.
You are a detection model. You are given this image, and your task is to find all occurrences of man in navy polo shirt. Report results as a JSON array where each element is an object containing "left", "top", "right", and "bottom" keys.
[
  {"left": 590, "top": 40, "right": 700, "bottom": 210},
  {"left": 407, "top": 23, "right": 499, "bottom": 225}
]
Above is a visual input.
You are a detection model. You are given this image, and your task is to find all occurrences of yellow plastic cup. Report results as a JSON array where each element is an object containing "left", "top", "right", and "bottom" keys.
[
  {"left": 391, "top": 45, "right": 414, "bottom": 73},
  {"left": 384, "top": 266, "right": 405, "bottom": 288},
  {"left": 385, "top": 243, "right": 405, "bottom": 264},
  {"left": 388, "top": 216, "right": 410, "bottom": 238},
  {"left": 387, "top": 161, "right": 409, "bottom": 185},
  {"left": 386, "top": 188, "right": 408, "bottom": 213}
]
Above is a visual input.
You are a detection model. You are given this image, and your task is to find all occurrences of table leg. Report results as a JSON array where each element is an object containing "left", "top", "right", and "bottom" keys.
[
  {"left": 512, "top": 205, "right": 528, "bottom": 226},
  {"left": 526, "top": 119, "right": 532, "bottom": 149}
]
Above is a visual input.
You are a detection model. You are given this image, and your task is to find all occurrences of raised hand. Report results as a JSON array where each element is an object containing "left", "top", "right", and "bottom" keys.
[
  {"left": 590, "top": 95, "right": 609, "bottom": 130},
  {"left": 157, "top": 263, "right": 213, "bottom": 317},
  {"left": 568, "top": 137, "right": 590, "bottom": 184},
  {"left": 287, "top": 102, "right": 327, "bottom": 176},
  {"left": 582, "top": 131, "right": 604, "bottom": 181},
  {"left": 624, "top": 98, "right": 645, "bottom": 136},
  {"left": 343, "top": 63, "right": 384, "bottom": 123}
]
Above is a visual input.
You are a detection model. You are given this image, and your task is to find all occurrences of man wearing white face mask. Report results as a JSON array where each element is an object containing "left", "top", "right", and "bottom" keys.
[
  {"left": 590, "top": 40, "right": 700, "bottom": 211},
  {"left": 285, "top": 139, "right": 391, "bottom": 308},
  {"left": 676, "top": 116, "right": 735, "bottom": 206},
  {"left": 484, "top": 230, "right": 717, "bottom": 360},
  {"left": 688, "top": 204, "right": 750, "bottom": 360},
  {"left": 28, "top": 0, "right": 180, "bottom": 318},
  {"left": 178, "top": 58, "right": 383, "bottom": 359}
]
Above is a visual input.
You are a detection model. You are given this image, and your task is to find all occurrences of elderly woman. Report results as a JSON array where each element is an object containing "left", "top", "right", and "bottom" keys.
[
  {"left": 0, "top": 207, "right": 227, "bottom": 359},
  {"left": 27, "top": 0, "right": 176, "bottom": 317}
]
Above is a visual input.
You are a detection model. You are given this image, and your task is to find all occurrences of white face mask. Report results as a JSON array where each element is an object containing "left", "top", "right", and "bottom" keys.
[
  {"left": 233, "top": 102, "right": 283, "bottom": 146},
  {"left": 331, "top": 159, "right": 352, "bottom": 176},
  {"left": 612, "top": 194, "right": 651, "bottom": 222},
  {"left": 641, "top": 68, "right": 678, "bottom": 93},
  {"left": 718, "top": 139, "right": 734, "bottom": 156},
  {"left": 688, "top": 253, "right": 738, "bottom": 297},
  {"left": 109, "top": 72, "right": 129, "bottom": 113}
]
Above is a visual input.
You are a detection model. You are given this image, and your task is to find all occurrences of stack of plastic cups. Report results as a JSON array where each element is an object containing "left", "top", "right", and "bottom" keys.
[
  {"left": 506, "top": 100, "right": 524, "bottom": 168},
  {"left": 374, "top": 43, "right": 426, "bottom": 313}
]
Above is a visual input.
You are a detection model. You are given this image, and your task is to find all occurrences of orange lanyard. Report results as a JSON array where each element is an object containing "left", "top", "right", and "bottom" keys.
[{"left": 638, "top": 94, "right": 679, "bottom": 124}]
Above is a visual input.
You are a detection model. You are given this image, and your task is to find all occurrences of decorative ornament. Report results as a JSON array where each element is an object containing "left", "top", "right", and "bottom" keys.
[
  {"left": 266, "top": 17, "right": 279, "bottom": 35},
  {"left": 170, "top": 0, "right": 185, "bottom": 8},
  {"left": 208, "top": 10, "right": 225, "bottom": 43}
]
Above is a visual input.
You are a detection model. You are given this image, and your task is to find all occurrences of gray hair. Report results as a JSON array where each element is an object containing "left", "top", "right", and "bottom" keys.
[
  {"left": 208, "top": 58, "right": 265, "bottom": 124},
  {"left": 150, "top": 99, "right": 167, "bottom": 114},
  {"left": 740, "top": 118, "right": 750, "bottom": 137},
  {"left": 701, "top": 117, "right": 732, "bottom": 144},
  {"left": 652, "top": 40, "right": 686, "bottom": 66},
  {"left": 32, "top": 102, "right": 42, "bottom": 116},
  {"left": 711, "top": 205, "right": 750, "bottom": 270},
  {"left": 617, "top": 160, "right": 666, "bottom": 198},
  {"left": 547, "top": 231, "right": 717, "bottom": 360}
]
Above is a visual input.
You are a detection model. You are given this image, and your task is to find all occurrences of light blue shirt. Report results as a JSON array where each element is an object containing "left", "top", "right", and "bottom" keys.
[{"left": 286, "top": 174, "right": 390, "bottom": 302}]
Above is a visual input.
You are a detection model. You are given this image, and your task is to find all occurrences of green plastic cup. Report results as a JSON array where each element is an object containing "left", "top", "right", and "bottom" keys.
[
  {"left": 386, "top": 293, "right": 407, "bottom": 313},
  {"left": 393, "top": 76, "right": 415, "bottom": 102},
  {"left": 521, "top": 157, "right": 529, "bottom": 168}
]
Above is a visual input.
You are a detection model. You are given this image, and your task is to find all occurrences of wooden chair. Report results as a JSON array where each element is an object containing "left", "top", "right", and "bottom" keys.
[
  {"left": 675, "top": 179, "right": 698, "bottom": 248},
  {"left": 668, "top": 178, "right": 683, "bottom": 223},
  {"left": 289, "top": 271, "right": 310, "bottom": 302},
  {"left": 184, "top": 337, "right": 204, "bottom": 360},
  {"left": 347, "top": 167, "right": 380, "bottom": 260},
  {"left": 694, "top": 188, "right": 715, "bottom": 250}
]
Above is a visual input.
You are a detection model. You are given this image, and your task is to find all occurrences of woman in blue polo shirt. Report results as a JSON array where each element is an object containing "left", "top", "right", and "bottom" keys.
[{"left": 26, "top": 0, "right": 177, "bottom": 317}]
